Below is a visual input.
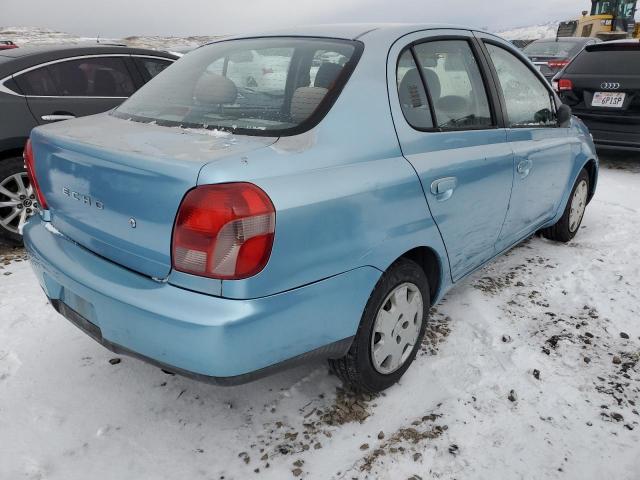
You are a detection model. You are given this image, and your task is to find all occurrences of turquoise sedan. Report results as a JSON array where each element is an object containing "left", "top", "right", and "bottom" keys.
[{"left": 23, "top": 24, "right": 598, "bottom": 392}]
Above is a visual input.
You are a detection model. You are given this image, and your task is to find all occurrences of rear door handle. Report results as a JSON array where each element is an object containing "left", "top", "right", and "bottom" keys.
[
  {"left": 41, "top": 114, "right": 76, "bottom": 121},
  {"left": 430, "top": 177, "right": 457, "bottom": 201}
]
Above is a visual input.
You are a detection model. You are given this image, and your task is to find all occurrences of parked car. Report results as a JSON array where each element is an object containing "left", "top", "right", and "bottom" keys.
[
  {"left": 523, "top": 37, "right": 600, "bottom": 82},
  {"left": 553, "top": 39, "right": 640, "bottom": 151},
  {"left": 23, "top": 25, "right": 598, "bottom": 393},
  {"left": 0, "top": 45, "right": 177, "bottom": 243},
  {"left": 0, "top": 40, "right": 18, "bottom": 51}
]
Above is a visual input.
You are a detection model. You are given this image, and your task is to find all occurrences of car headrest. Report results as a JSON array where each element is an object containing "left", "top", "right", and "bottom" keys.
[
  {"left": 398, "top": 69, "right": 425, "bottom": 108},
  {"left": 421, "top": 68, "right": 441, "bottom": 100},
  {"left": 193, "top": 73, "right": 237, "bottom": 105},
  {"left": 94, "top": 69, "right": 117, "bottom": 96},
  {"left": 290, "top": 87, "right": 328, "bottom": 123},
  {"left": 399, "top": 68, "right": 442, "bottom": 106},
  {"left": 314, "top": 62, "right": 343, "bottom": 89},
  {"left": 59, "top": 64, "right": 88, "bottom": 95}
]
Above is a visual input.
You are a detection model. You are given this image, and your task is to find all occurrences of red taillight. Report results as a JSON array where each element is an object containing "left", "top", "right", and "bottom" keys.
[
  {"left": 23, "top": 139, "right": 48, "bottom": 210},
  {"left": 548, "top": 60, "right": 569, "bottom": 69},
  {"left": 172, "top": 183, "right": 275, "bottom": 280},
  {"left": 556, "top": 78, "right": 574, "bottom": 92}
]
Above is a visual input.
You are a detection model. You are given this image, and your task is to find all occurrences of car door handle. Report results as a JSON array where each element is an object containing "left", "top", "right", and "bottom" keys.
[
  {"left": 517, "top": 159, "right": 533, "bottom": 178},
  {"left": 41, "top": 114, "right": 76, "bottom": 121},
  {"left": 430, "top": 177, "right": 457, "bottom": 201}
]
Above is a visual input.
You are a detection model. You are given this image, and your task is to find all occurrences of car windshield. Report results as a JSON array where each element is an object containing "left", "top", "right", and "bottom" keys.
[
  {"left": 523, "top": 40, "right": 584, "bottom": 58},
  {"left": 113, "top": 37, "right": 361, "bottom": 136}
]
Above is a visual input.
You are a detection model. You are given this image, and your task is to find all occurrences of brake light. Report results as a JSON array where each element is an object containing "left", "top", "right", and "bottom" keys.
[
  {"left": 556, "top": 79, "right": 574, "bottom": 92},
  {"left": 172, "top": 183, "right": 275, "bottom": 280},
  {"left": 23, "top": 139, "right": 48, "bottom": 210},
  {"left": 548, "top": 60, "right": 569, "bottom": 69}
]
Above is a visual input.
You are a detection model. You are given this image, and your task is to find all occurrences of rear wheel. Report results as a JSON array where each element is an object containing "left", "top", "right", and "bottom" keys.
[
  {"left": 542, "top": 169, "right": 589, "bottom": 243},
  {"left": 329, "top": 258, "right": 430, "bottom": 393},
  {"left": 0, "top": 157, "right": 37, "bottom": 245}
]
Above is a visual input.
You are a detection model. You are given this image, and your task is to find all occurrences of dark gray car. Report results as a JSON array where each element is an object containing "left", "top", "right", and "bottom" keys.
[
  {"left": 523, "top": 37, "right": 600, "bottom": 82},
  {"left": 0, "top": 45, "right": 177, "bottom": 243}
]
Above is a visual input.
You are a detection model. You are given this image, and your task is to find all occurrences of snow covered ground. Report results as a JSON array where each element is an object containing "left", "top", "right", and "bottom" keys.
[
  {"left": 495, "top": 21, "right": 560, "bottom": 40},
  {"left": 1, "top": 153, "right": 639, "bottom": 479}
]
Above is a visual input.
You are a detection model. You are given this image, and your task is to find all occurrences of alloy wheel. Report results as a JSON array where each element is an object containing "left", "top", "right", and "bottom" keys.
[{"left": 0, "top": 172, "right": 37, "bottom": 235}]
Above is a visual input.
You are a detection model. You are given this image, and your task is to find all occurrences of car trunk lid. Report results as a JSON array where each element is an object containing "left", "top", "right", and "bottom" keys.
[{"left": 30, "top": 114, "right": 277, "bottom": 279}]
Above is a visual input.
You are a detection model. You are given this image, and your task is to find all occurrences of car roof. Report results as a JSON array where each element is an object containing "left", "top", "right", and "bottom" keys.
[
  {"left": 586, "top": 39, "right": 640, "bottom": 51},
  {"left": 0, "top": 44, "right": 178, "bottom": 78},
  {"left": 216, "top": 23, "right": 492, "bottom": 43}
]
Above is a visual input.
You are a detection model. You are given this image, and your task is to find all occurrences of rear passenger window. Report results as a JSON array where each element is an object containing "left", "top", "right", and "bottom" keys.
[
  {"left": 396, "top": 50, "right": 433, "bottom": 129},
  {"left": 413, "top": 40, "right": 493, "bottom": 130},
  {"left": 485, "top": 44, "right": 556, "bottom": 127},
  {"left": 14, "top": 67, "right": 58, "bottom": 96},
  {"left": 15, "top": 57, "right": 136, "bottom": 97}
]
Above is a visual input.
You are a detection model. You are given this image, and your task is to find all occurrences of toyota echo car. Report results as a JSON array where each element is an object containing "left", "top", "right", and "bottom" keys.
[{"left": 23, "top": 25, "right": 598, "bottom": 393}]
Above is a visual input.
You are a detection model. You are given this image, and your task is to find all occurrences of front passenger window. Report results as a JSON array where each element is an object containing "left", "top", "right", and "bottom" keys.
[{"left": 485, "top": 44, "right": 556, "bottom": 127}]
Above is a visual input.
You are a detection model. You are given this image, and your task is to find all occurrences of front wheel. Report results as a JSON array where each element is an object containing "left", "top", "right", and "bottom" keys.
[
  {"left": 542, "top": 169, "right": 590, "bottom": 243},
  {"left": 329, "top": 258, "right": 430, "bottom": 393},
  {"left": 0, "top": 157, "right": 38, "bottom": 245}
]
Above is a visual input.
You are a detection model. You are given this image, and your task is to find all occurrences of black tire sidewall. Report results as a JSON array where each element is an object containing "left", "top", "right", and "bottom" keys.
[
  {"left": 0, "top": 157, "right": 27, "bottom": 245},
  {"left": 352, "top": 258, "right": 430, "bottom": 392}
]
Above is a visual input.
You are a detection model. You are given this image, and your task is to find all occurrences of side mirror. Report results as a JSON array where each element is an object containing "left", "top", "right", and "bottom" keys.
[{"left": 557, "top": 104, "right": 572, "bottom": 127}]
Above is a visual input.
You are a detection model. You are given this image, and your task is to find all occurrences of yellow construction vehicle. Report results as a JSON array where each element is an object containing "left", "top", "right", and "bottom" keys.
[{"left": 557, "top": 0, "right": 639, "bottom": 40}]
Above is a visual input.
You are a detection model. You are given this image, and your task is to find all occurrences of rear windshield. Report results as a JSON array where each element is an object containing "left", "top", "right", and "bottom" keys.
[
  {"left": 565, "top": 48, "right": 640, "bottom": 75},
  {"left": 113, "top": 37, "right": 362, "bottom": 136},
  {"left": 523, "top": 40, "right": 584, "bottom": 58}
]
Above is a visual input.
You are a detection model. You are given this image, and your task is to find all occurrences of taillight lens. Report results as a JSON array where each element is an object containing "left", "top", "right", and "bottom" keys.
[
  {"left": 548, "top": 60, "right": 569, "bottom": 69},
  {"left": 23, "top": 139, "right": 48, "bottom": 210},
  {"left": 172, "top": 183, "right": 275, "bottom": 280},
  {"left": 555, "top": 78, "right": 574, "bottom": 92}
]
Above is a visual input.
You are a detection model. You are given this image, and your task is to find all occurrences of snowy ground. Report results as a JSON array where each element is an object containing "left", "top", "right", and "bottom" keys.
[{"left": 1, "top": 152, "right": 639, "bottom": 480}]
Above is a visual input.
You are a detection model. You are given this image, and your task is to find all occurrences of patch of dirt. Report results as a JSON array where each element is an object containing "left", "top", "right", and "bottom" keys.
[
  {"left": 356, "top": 412, "right": 446, "bottom": 474},
  {"left": 247, "top": 387, "right": 379, "bottom": 475},
  {"left": 473, "top": 252, "right": 556, "bottom": 296},
  {"left": 420, "top": 308, "right": 452, "bottom": 356},
  {"left": 0, "top": 244, "right": 27, "bottom": 271}
]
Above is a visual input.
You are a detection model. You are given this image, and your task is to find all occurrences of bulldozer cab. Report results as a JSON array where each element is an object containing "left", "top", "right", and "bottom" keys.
[{"left": 558, "top": 0, "right": 638, "bottom": 38}]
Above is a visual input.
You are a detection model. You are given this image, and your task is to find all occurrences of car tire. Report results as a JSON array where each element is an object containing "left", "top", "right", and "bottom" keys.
[
  {"left": 541, "top": 169, "right": 590, "bottom": 243},
  {"left": 329, "top": 258, "right": 430, "bottom": 393},
  {"left": 0, "top": 157, "right": 33, "bottom": 245}
]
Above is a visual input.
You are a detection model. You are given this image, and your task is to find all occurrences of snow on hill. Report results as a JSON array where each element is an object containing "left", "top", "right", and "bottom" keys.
[
  {"left": 0, "top": 26, "right": 218, "bottom": 51},
  {"left": 495, "top": 21, "right": 560, "bottom": 40}
]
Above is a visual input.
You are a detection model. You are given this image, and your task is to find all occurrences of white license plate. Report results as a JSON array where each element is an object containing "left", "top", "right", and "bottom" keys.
[{"left": 592, "top": 92, "right": 626, "bottom": 108}]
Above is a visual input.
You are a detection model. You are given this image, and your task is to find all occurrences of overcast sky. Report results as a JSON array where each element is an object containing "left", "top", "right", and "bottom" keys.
[{"left": 1, "top": 0, "right": 633, "bottom": 37}]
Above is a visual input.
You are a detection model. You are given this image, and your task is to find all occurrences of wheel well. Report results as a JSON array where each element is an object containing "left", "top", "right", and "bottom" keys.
[
  {"left": 400, "top": 247, "right": 441, "bottom": 305},
  {"left": 583, "top": 159, "right": 597, "bottom": 203},
  {"left": 0, "top": 148, "right": 24, "bottom": 162}
]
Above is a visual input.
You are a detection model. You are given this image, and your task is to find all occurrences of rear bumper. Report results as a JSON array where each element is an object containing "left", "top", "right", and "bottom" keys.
[
  {"left": 576, "top": 112, "right": 640, "bottom": 151},
  {"left": 23, "top": 217, "right": 380, "bottom": 384}
]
